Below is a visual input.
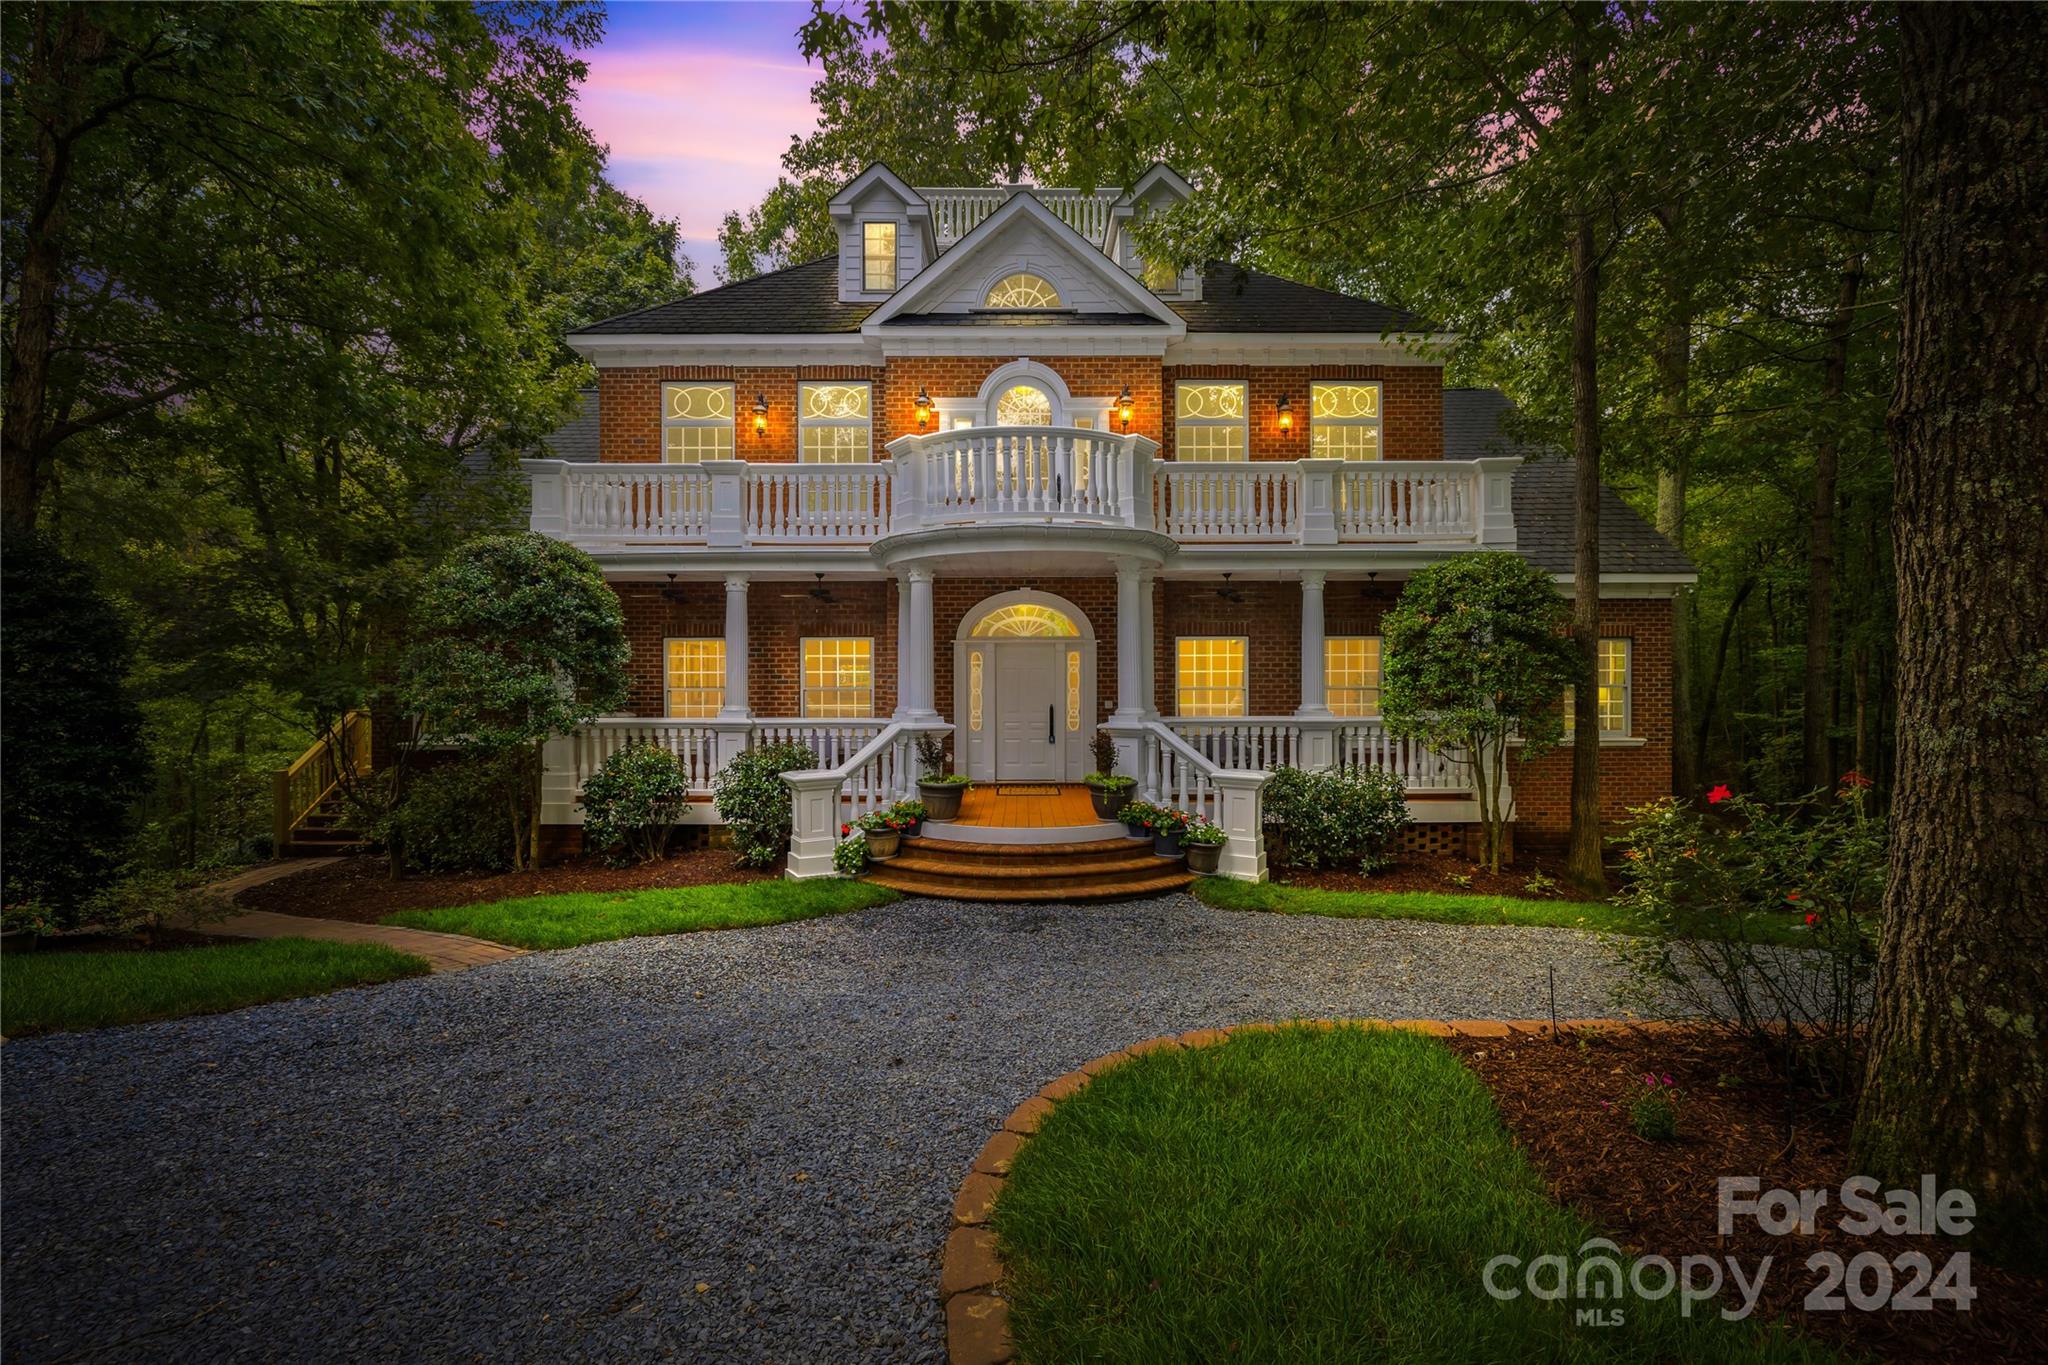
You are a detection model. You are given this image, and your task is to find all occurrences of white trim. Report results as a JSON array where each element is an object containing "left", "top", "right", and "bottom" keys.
[
  {"left": 877, "top": 330, "right": 1172, "bottom": 357},
  {"left": 569, "top": 334, "right": 876, "bottom": 366},
  {"left": 1164, "top": 335, "right": 1456, "bottom": 366},
  {"left": 952, "top": 587, "right": 1098, "bottom": 642},
  {"left": 1548, "top": 574, "right": 1698, "bottom": 594},
  {"left": 827, "top": 164, "right": 930, "bottom": 218},
  {"left": 861, "top": 222, "right": 898, "bottom": 292}
]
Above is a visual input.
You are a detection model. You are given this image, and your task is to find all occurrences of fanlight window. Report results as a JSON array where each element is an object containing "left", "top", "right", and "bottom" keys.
[
  {"left": 984, "top": 273, "right": 1062, "bottom": 308},
  {"left": 994, "top": 384, "right": 1053, "bottom": 426},
  {"left": 970, "top": 604, "right": 1080, "bottom": 638}
]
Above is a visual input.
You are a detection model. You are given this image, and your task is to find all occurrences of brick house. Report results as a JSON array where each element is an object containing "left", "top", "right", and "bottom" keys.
[{"left": 519, "top": 164, "right": 1694, "bottom": 884}]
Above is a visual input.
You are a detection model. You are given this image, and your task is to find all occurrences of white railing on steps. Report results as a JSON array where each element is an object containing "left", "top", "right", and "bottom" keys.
[{"left": 782, "top": 720, "right": 952, "bottom": 879}]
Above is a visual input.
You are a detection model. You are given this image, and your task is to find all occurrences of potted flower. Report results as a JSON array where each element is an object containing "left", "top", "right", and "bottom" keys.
[
  {"left": 1179, "top": 816, "right": 1227, "bottom": 874},
  {"left": 1118, "top": 800, "right": 1158, "bottom": 840},
  {"left": 857, "top": 811, "right": 907, "bottom": 861},
  {"left": 888, "top": 798, "right": 928, "bottom": 838},
  {"left": 914, "top": 732, "right": 972, "bottom": 821},
  {"left": 1083, "top": 733, "right": 1137, "bottom": 819},
  {"left": 1150, "top": 807, "right": 1189, "bottom": 860},
  {"left": 833, "top": 829, "right": 869, "bottom": 876}
]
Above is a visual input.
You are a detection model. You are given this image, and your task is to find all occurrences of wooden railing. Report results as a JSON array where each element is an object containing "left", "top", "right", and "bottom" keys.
[{"left": 272, "top": 710, "right": 372, "bottom": 852}]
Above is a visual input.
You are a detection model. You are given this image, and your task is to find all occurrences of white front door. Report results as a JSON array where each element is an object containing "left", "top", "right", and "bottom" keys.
[{"left": 994, "top": 641, "right": 1063, "bottom": 781}]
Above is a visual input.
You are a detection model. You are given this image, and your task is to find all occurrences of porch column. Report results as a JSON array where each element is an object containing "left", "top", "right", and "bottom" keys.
[
  {"left": 905, "top": 567, "right": 940, "bottom": 722},
  {"left": 1296, "top": 571, "right": 1330, "bottom": 718},
  {"left": 719, "top": 576, "right": 751, "bottom": 718},
  {"left": 1137, "top": 572, "right": 1157, "bottom": 717},
  {"left": 1112, "top": 562, "right": 1147, "bottom": 722},
  {"left": 893, "top": 574, "right": 912, "bottom": 720}
]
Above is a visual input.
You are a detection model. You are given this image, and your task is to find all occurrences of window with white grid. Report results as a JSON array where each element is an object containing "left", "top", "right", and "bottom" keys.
[
  {"left": 1176, "top": 637, "right": 1248, "bottom": 717},
  {"left": 1563, "top": 638, "right": 1632, "bottom": 738},
  {"left": 798, "top": 382, "right": 872, "bottom": 463},
  {"left": 1310, "top": 382, "right": 1383, "bottom": 460},
  {"left": 862, "top": 223, "right": 896, "bottom": 291},
  {"left": 802, "top": 637, "right": 873, "bottom": 718},
  {"left": 1174, "top": 381, "right": 1248, "bottom": 461},
  {"left": 1325, "top": 637, "right": 1382, "bottom": 718},
  {"left": 662, "top": 383, "right": 734, "bottom": 463},
  {"left": 665, "top": 639, "right": 726, "bottom": 718}
]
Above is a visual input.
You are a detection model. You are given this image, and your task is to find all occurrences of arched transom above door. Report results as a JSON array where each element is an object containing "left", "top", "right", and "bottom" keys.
[{"left": 970, "top": 603, "right": 1081, "bottom": 637}]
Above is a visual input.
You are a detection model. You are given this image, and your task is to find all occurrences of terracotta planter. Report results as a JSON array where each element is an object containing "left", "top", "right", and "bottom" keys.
[
  {"left": 1088, "top": 782, "right": 1133, "bottom": 820},
  {"left": 1152, "top": 829, "right": 1184, "bottom": 859},
  {"left": 919, "top": 780, "right": 968, "bottom": 821},
  {"left": 866, "top": 829, "right": 902, "bottom": 861},
  {"left": 1184, "top": 842, "right": 1223, "bottom": 874}
]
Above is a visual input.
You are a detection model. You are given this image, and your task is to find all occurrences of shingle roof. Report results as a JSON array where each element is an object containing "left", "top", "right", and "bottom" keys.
[
  {"left": 1167, "top": 262, "right": 1435, "bottom": 334},
  {"left": 573, "top": 259, "right": 875, "bottom": 335},
  {"left": 571, "top": 256, "right": 1433, "bottom": 335},
  {"left": 542, "top": 387, "right": 600, "bottom": 460},
  {"left": 1441, "top": 388, "right": 1695, "bottom": 577}
]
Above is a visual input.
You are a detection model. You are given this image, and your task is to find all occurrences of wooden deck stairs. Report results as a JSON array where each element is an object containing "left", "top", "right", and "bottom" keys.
[
  {"left": 863, "top": 835, "right": 1196, "bottom": 903},
  {"left": 273, "top": 711, "right": 373, "bottom": 857}
]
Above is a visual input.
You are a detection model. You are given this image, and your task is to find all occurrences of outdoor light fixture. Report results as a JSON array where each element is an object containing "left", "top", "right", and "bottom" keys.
[
  {"left": 751, "top": 392, "right": 768, "bottom": 438},
  {"left": 1277, "top": 393, "right": 1294, "bottom": 433},
  {"left": 915, "top": 386, "right": 932, "bottom": 429},
  {"left": 1118, "top": 385, "right": 1134, "bottom": 432}
]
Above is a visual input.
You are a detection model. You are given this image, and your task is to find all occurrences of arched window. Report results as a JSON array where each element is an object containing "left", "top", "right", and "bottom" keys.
[
  {"left": 994, "top": 384, "right": 1054, "bottom": 426},
  {"left": 969, "top": 603, "right": 1081, "bottom": 638},
  {"left": 984, "top": 273, "right": 1062, "bottom": 308}
]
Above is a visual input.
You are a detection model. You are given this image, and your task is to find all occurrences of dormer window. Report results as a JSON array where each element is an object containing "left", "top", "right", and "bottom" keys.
[
  {"left": 983, "top": 273, "right": 1061, "bottom": 308},
  {"left": 862, "top": 222, "right": 896, "bottom": 291},
  {"left": 1141, "top": 256, "right": 1178, "bottom": 292}
]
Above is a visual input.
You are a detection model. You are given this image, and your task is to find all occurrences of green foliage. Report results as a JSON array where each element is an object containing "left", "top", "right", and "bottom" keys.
[
  {"left": 1, "top": 939, "right": 430, "bottom": 1037},
  {"left": 833, "top": 834, "right": 870, "bottom": 877},
  {"left": 1261, "top": 765, "right": 1410, "bottom": 875},
  {"left": 1630, "top": 1075, "right": 1682, "bottom": 1142},
  {"left": 0, "top": 534, "right": 146, "bottom": 920},
  {"left": 711, "top": 742, "right": 820, "bottom": 869},
  {"left": 378, "top": 758, "right": 521, "bottom": 875},
  {"left": 1381, "top": 554, "right": 1579, "bottom": 872},
  {"left": 383, "top": 878, "right": 898, "bottom": 950},
  {"left": 1088, "top": 731, "right": 1118, "bottom": 775},
  {"left": 579, "top": 743, "right": 689, "bottom": 867},
  {"left": 1083, "top": 773, "right": 1136, "bottom": 792},
  {"left": 1612, "top": 787, "right": 1882, "bottom": 1092},
  {"left": 914, "top": 731, "right": 951, "bottom": 776},
  {"left": 1179, "top": 816, "right": 1227, "bottom": 848}
]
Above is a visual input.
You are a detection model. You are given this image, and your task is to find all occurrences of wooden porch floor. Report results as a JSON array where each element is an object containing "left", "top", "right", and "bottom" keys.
[{"left": 950, "top": 783, "right": 1102, "bottom": 828}]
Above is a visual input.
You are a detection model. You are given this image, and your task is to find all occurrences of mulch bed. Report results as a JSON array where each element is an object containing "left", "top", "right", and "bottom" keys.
[
  {"left": 1271, "top": 850, "right": 1602, "bottom": 900},
  {"left": 237, "top": 848, "right": 775, "bottom": 923},
  {"left": 1448, "top": 1028, "right": 2045, "bottom": 1364}
]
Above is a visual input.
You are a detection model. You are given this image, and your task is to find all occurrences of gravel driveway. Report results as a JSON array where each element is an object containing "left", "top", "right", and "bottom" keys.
[{"left": 3, "top": 893, "right": 1635, "bottom": 1363}]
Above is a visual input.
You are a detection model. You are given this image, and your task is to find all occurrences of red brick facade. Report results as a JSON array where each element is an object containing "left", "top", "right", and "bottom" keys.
[{"left": 1159, "top": 364, "right": 1444, "bottom": 461}]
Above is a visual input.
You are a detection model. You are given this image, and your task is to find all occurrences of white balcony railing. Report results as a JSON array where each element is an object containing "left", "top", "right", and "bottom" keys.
[
  {"left": 1163, "top": 717, "right": 1468, "bottom": 793},
  {"left": 523, "top": 446, "right": 1518, "bottom": 550},
  {"left": 922, "top": 186, "right": 1120, "bottom": 247}
]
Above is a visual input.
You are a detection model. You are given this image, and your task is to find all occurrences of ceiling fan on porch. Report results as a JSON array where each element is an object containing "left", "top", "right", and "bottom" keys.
[
  {"left": 660, "top": 574, "right": 692, "bottom": 605},
  {"left": 780, "top": 573, "right": 839, "bottom": 605},
  {"left": 1213, "top": 573, "right": 1246, "bottom": 604}
]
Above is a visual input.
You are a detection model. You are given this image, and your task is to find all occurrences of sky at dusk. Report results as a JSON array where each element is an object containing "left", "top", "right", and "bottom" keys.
[{"left": 576, "top": 2, "right": 824, "bottom": 281}]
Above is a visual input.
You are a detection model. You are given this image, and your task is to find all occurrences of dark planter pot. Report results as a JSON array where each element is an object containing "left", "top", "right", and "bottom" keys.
[
  {"left": 1087, "top": 783, "right": 1132, "bottom": 820},
  {"left": 918, "top": 780, "right": 967, "bottom": 822},
  {"left": 1123, "top": 818, "right": 1149, "bottom": 839},
  {"left": 1152, "top": 830, "right": 1184, "bottom": 859},
  {"left": 866, "top": 829, "right": 902, "bottom": 861},
  {"left": 1184, "top": 842, "right": 1223, "bottom": 874},
  {"left": 902, "top": 818, "right": 924, "bottom": 839}
]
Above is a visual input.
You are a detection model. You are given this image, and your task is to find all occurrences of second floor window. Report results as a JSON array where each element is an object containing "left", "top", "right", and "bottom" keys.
[
  {"left": 799, "top": 382, "right": 872, "bottom": 463},
  {"left": 1325, "top": 636, "right": 1382, "bottom": 717},
  {"left": 1175, "top": 381, "right": 1248, "bottom": 461},
  {"left": 1176, "top": 636, "right": 1248, "bottom": 716},
  {"left": 802, "top": 637, "right": 873, "bottom": 717},
  {"left": 1311, "top": 382, "right": 1383, "bottom": 460},
  {"left": 662, "top": 383, "right": 734, "bottom": 463},
  {"left": 862, "top": 223, "right": 896, "bottom": 291}
]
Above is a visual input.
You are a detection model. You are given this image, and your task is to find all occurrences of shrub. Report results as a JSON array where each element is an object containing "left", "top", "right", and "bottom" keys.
[
  {"left": 1088, "top": 731, "right": 1118, "bottom": 775},
  {"left": 382, "top": 757, "right": 521, "bottom": 873},
  {"left": 1, "top": 534, "right": 146, "bottom": 924},
  {"left": 1611, "top": 782, "right": 1883, "bottom": 1093},
  {"left": 915, "top": 731, "right": 949, "bottom": 776},
  {"left": 1262, "top": 765, "right": 1410, "bottom": 874},
  {"left": 580, "top": 743, "right": 689, "bottom": 866},
  {"left": 712, "top": 741, "right": 819, "bottom": 868},
  {"left": 833, "top": 833, "right": 869, "bottom": 876}
]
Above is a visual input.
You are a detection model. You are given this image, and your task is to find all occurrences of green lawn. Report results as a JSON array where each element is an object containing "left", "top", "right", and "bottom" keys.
[
  {"left": 382, "top": 878, "right": 898, "bottom": 949},
  {"left": 993, "top": 1025, "right": 1836, "bottom": 1364},
  {"left": 1195, "top": 878, "right": 1822, "bottom": 945},
  {"left": 1, "top": 938, "right": 430, "bottom": 1037}
]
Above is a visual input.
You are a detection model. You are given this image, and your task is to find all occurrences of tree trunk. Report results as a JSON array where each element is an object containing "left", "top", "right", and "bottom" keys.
[
  {"left": 1803, "top": 198, "right": 1874, "bottom": 798},
  {"left": 1852, "top": 4, "right": 2048, "bottom": 1270},
  {"left": 1564, "top": 17, "right": 1606, "bottom": 894}
]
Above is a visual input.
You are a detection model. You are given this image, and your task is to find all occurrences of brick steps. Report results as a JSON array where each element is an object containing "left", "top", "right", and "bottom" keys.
[{"left": 865, "top": 835, "right": 1195, "bottom": 903}]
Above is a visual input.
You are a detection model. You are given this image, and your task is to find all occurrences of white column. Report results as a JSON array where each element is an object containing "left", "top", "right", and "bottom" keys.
[
  {"left": 905, "top": 567, "right": 939, "bottom": 722},
  {"left": 1296, "top": 571, "right": 1330, "bottom": 718},
  {"left": 893, "top": 575, "right": 912, "bottom": 720},
  {"left": 782, "top": 771, "right": 845, "bottom": 879},
  {"left": 1211, "top": 770, "right": 1270, "bottom": 882},
  {"left": 719, "top": 576, "right": 751, "bottom": 719},
  {"left": 1136, "top": 571, "right": 1157, "bottom": 718},
  {"left": 1112, "top": 563, "right": 1146, "bottom": 722}
]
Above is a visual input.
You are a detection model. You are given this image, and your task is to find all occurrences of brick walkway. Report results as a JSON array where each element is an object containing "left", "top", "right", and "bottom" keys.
[{"left": 205, "top": 861, "right": 525, "bottom": 973}]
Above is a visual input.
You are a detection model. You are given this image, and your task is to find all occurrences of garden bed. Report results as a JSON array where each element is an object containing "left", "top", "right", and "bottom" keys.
[
  {"left": 1449, "top": 1028, "right": 2047, "bottom": 1365},
  {"left": 236, "top": 847, "right": 774, "bottom": 923},
  {"left": 1268, "top": 849, "right": 1601, "bottom": 900}
]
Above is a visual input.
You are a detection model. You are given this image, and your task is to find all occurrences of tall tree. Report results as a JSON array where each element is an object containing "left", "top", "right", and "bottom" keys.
[{"left": 1851, "top": 4, "right": 2047, "bottom": 1267}]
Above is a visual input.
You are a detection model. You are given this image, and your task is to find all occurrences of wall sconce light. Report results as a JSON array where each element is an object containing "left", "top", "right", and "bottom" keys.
[
  {"left": 1117, "top": 385, "right": 1134, "bottom": 433},
  {"left": 914, "top": 386, "right": 932, "bottom": 430},
  {"left": 751, "top": 392, "right": 768, "bottom": 439},
  {"left": 1277, "top": 393, "right": 1294, "bottom": 433}
]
